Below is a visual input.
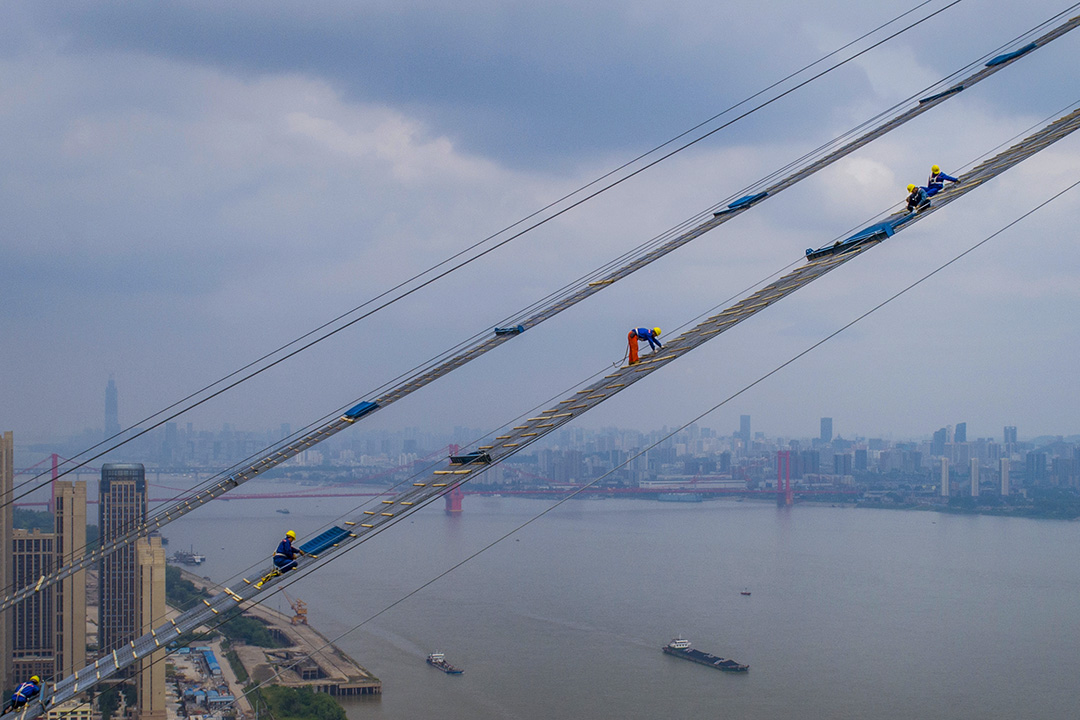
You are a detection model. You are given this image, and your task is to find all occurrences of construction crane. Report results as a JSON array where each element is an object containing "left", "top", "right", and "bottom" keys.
[{"left": 281, "top": 590, "right": 307, "bottom": 625}]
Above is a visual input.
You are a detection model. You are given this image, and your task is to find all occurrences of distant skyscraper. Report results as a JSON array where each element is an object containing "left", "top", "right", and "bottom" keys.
[
  {"left": 932, "top": 428, "right": 947, "bottom": 456},
  {"left": 820, "top": 417, "right": 833, "bottom": 444},
  {"left": 955, "top": 422, "right": 967, "bottom": 444},
  {"left": 1000, "top": 458, "right": 1010, "bottom": 496},
  {"left": 105, "top": 377, "right": 120, "bottom": 438},
  {"left": 1004, "top": 426, "right": 1018, "bottom": 445},
  {"left": 970, "top": 459, "right": 979, "bottom": 497},
  {"left": 99, "top": 463, "right": 146, "bottom": 660},
  {"left": 1025, "top": 452, "right": 1047, "bottom": 486},
  {"left": 739, "top": 415, "right": 751, "bottom": 450},
  {"left": 940, "top": 457, "right": 950, "bottom": 497}
]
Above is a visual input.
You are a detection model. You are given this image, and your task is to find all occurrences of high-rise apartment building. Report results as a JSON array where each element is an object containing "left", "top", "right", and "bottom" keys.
[
  {"left": 1001, "top": 458, "right": 1010, "bottom": 496},
  {"left": 11, "top": 529, "right": 54, "bottom": 681},
  {"left": 940, "top": 457, "right": 950, "bottom": 497},
  {"left": 955, "top": 422, "right": 967, "bottom": 444},
  {"left": 970, "top": 458, "right": 979, "bottom": 497},
  {"left": 11, "top": 482, "right": 88, "bottom": 683},
  {"left": 1004, "top": 426, "right": 1018, "bottom": 445},
  {"left": 99, "top": 463, "right": 146, "bottom": 657},
  {"left": 136, "top": 537, "right": 167, "bottom": 720},
  {"left": 820, "top": 417, "right": 833, "bottom": 444},
  {"left": 1025, "top": 452, "right": 1047, "bottom": 486}
]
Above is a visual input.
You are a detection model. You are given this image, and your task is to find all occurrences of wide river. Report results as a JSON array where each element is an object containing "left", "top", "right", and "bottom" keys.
[{"left": 159, "top": 481, "right": 1080, "bottom": 719}]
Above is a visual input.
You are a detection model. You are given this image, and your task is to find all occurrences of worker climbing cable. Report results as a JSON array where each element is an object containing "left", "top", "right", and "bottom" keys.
[
  {"left": 3, "top": 676, "right": 40, "bottom": 715},
  {"left": 255, "top": 530, "right": 305, "bottom": 588},
  {"left": 627, "top": 327, "right": 662, "bottom": 365},
  {"left": 925, "top": 164, "right": 960, "bottom": 196}
]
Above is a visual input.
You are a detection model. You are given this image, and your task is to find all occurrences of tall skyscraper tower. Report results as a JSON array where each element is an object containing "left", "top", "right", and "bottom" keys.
[
  {"left": 99, "top": 463, "right": 146, "bottom": 658},
  {"left": 820, "top": 417, "right": 833, "bottom": 444},
  {"left": 105, "top": 377, "right": 120, "bottom": 438},
  {"left": 970, "top": 458, "right": 979, "bottom": 497},
  {"left": 1000, "top": 458, "right": 1011, "bottom": 496},
  {"left": 940, "top": 457, "right": 950, "bottom": 497},
  {"left": 0, "top": 431, "right": 14, "bottom": 690},
  {"left": 1004, "top": 426, "right": 1018, "bottom": 445},
  {"left": 955, "top": 422, "right": 967, "bottom": 444}
]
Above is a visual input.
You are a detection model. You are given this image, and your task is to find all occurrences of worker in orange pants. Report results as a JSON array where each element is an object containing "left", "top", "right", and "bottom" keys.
[{"left": 627, "top": 327, "right": 662, "bottom": 365}]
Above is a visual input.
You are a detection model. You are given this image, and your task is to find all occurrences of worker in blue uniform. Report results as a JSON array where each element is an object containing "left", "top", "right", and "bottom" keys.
[
  {"left": 627, "top": 327, "right": 662, "bottom": 365},
  {"left": 925, "top": 164, "right": 960, "bottom": 196},
  {"left": 274, "top": 530, "right": 304, "bottom": 573},
  {"left": 3, "top": 676, "right": 41, "bottom": 714},
  {"left": 256, "top": 530, "right": 305, "bottom": 588},
  {"left": 905, "top": 184, "right": 930, "bottom": 213}
]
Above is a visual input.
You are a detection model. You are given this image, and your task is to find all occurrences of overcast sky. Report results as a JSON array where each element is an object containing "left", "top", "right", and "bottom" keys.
[{"left": 3, "top": 0, "right": 1080, "bottom": 450}]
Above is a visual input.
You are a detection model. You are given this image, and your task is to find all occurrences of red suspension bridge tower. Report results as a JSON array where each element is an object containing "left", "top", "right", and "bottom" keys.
[{"left": 776, "top": 450, "right": 793, "bottom": 507}]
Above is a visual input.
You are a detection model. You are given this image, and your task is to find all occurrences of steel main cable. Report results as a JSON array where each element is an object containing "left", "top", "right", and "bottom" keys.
[
  {"left": 3, "top": 9, "right": 1075, "bottom": 613},
  {"left": 8, "top": 0, "right": 963, "bottom": 500},
  {"left": 201, "top": 170, "right": 1080, "bottom": 718}
]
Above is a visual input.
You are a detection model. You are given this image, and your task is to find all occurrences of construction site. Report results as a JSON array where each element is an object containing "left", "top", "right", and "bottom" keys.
[{"left": 179, "top": 570, "right": 381, "bottom": 699}]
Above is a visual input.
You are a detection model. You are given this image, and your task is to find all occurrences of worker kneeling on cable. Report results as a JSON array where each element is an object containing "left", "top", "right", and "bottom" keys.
[{"left": 274, "top": 530, "right": 306, "bottom": 574}]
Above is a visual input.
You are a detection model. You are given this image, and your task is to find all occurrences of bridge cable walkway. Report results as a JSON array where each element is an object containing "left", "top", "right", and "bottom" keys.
[
  {"left": 2, "top": 11, "right": 1076, "bottom": 619},
  {"left": 20, "top": 102, "right": 1080, "bottom": 720}
]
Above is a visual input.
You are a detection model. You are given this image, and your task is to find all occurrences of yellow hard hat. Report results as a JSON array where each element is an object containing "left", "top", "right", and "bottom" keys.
[
  {"left": 286, "top": 530, "right": 296, "bottom": 540},
  {"left": 30, "top": 676, "right": 40, "bottom": 684},
  {"left": 907, "top": 184, "right": 917, "bottom": 192},
  {"left": 931, "top": 164, "right": 941, "bottom": 173},
  {"left": 653, "top": 327, "right": 662, "bottom": 337}
]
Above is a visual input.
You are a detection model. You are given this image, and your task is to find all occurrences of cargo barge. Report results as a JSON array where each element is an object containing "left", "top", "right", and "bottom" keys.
[
  {"left": 426, "top": 652, "right": 463, "bottom": 674},
  {"left": 662, "top": 637, "right": 748, "bottom": 672}
]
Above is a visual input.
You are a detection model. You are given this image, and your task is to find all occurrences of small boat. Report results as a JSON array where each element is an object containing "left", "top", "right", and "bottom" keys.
[
  {"left": 426, "top": 652, "right": 463, "bottom": 674},
  {"left": 276, "top": 508, "right": 290, "bottom": 514},
  {"left": 740, "top": 589, "right": 751, "bottom": 596}
]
